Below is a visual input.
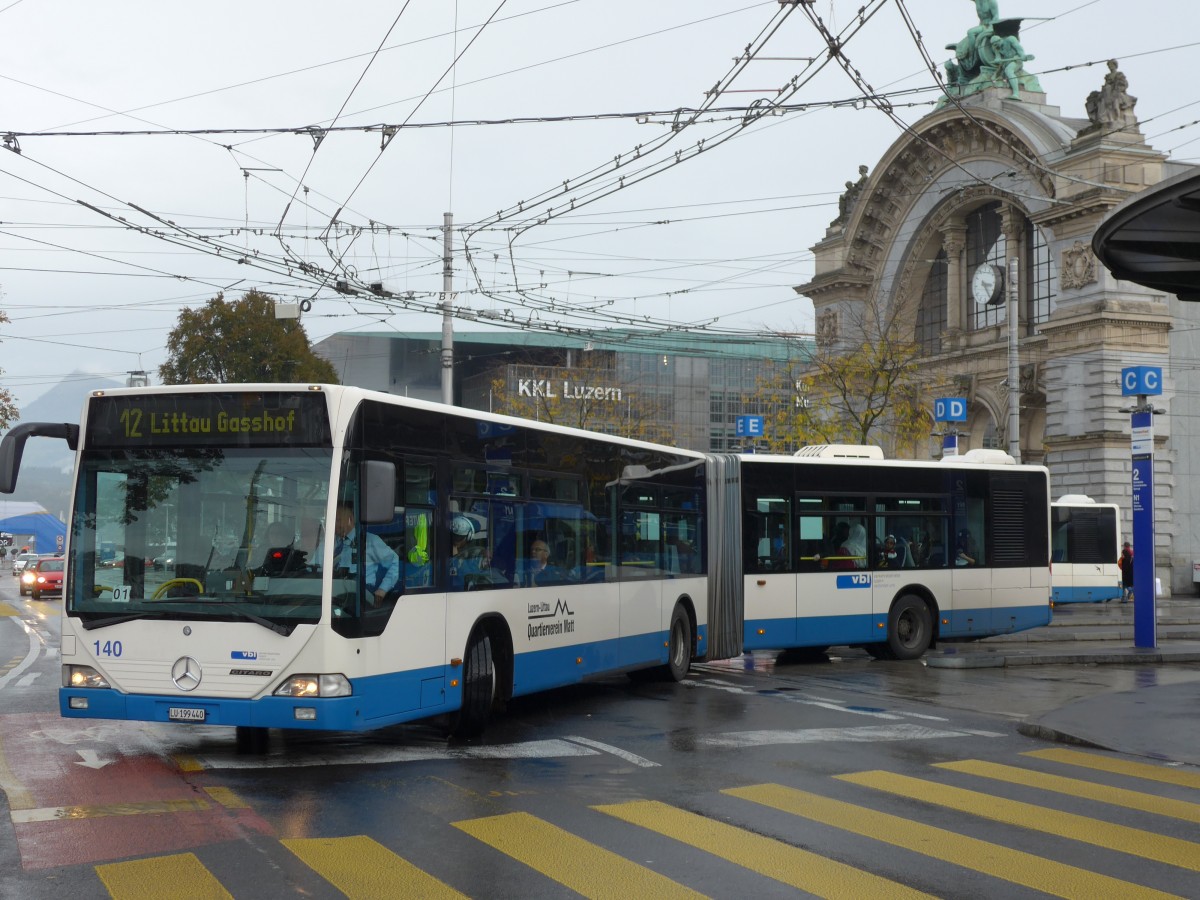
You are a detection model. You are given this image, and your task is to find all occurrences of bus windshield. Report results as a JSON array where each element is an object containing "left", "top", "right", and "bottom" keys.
[{"left": 70, "top": 447, "right": 333, "bottom": 634}]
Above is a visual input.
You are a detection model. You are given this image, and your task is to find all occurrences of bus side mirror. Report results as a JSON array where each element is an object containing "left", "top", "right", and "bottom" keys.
[
  {"left": 0, "top": 422, "right": 80, "bottom": 493},
  {"left": 360, "top": 460, "right": 396, "bottom": 525}
]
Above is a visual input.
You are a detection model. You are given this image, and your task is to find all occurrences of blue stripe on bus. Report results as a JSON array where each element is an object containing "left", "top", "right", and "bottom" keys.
[
  {"left": 743, "top": 614, "right": 879, "bottom": 651},
  {"left": 1052, "top": 585, "right": 1121, "bottom": 603},
  {"left": 742, "top": 602, "right": 1051, "bottom": 650},
  {"left": 58, "top": 623, "right": 702, "bottom": 731}
]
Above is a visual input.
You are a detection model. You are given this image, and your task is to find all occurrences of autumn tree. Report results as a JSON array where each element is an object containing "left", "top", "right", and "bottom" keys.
[
  {"left": 159, "top": 290, "right": 338, "bottom": 385},
  {"left": 0, "top": 309, "right": 19, "bottom": 430},
  {"left": 759, "top": 299, "right": 949, "bottom": 458}
]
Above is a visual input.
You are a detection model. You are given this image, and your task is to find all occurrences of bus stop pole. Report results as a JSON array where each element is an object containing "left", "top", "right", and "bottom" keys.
[{"left": 1130, "top": 399, "right": 1157, "bottom": 648}]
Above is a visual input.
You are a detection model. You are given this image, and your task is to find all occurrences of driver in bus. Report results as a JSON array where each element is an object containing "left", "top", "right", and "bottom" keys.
[{"left": 314, "top": 503, "right": 400, "bottom": 605}]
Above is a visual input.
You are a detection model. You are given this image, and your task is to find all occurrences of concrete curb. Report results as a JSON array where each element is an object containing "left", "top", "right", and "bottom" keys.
[
  {"left": 925, "top": 647, "right": 1200, "bottom": 668},
  {"left": 1015, "top": 721, "right": 1111, "bottom": 750}
]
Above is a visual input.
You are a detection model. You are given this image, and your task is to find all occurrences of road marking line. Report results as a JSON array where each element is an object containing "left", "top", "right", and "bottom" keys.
[
  {"left": 96, "top": 852, "right": 231, "bottom": 900},
  {"left": 596, "top": 798, "right": 934, "bottom": 899},
  {"left": 839, "top": 769, "right": 1200, "bottom": 873},
  {"left": 203, "top": 786, "right": 250, "bottom": 809},
  {"left": 11, "top": 798, "right": 211, "bottom": 824},
  {"left": 938, "top": 759, "right": 1200, "bottom": 823},
  {"left": 563, "top": 735, "right": 659, "bottom": 767},
  {"left": 0, "top": 617, "right": 39, "bottom": 690},
  {"left": 0, "top": 723, "right": 34, "bottom": 811},
  {"left": 193, "top": 738, "right": 600, "bottom": 770},
  {"left": 284, "top": 835, "right": 466, "bottom": 900},
  {"left": 698, "top": 723, "right": 988, "bottom": 749},
  {"left": 1023, "top": 748, "right": 1200, "bottom": 789},
  {"left": 454, "top": 811, "right": 705, "bottom": 900},
  {"left": 727, "top": 783, "right": 1179, "bottom": 900}
]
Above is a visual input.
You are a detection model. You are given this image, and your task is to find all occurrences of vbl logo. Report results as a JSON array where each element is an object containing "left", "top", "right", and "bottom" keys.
[
  {"left": 231, "top": 650, "right": 258, "bottom": 660},
  {"left": 836, "top": 573, "right": 872, "bottom": 589}
]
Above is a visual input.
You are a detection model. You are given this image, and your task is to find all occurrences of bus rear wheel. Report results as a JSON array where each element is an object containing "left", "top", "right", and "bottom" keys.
[
  {"left": 886, "top": 594, "right": 932, "bottom": 660},
  {"left": 662, "top": 604, "right": 693, "bottom": 682},
  {"left": 449, "top": 632, "right": 496, "bottom": 739}
]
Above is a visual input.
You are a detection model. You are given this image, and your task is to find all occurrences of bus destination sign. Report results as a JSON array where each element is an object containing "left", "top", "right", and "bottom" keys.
[{"left": 86, "top": 391, "right": 332, "bottom": 448}]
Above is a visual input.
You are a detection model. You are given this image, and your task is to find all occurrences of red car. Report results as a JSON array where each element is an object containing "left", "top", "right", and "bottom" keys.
[{"left": 22, "top": 556, "right": 64, "bottom": 600}]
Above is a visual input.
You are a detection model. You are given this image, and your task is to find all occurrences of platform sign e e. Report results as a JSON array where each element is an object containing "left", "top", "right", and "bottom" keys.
[
  {"left": 1121, "top": 366, "right": 1163, "bottom": 396},
  {"left": 934, "top": 397, "right": 968, "bottom": 422},
  {"left": 735, "top": 415, "right": 765, "bottom": 437}
]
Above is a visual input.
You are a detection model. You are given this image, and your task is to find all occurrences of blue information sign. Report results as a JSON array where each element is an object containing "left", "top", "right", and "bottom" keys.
[
  {"left": 1121, "top": 366, "right": 1163, "bottom": 396},
  {"left": 735, "top": 415, "right": 764, "bottom": 437},
  {"left": 934, "top": 397, "right": 968, "bottom": 422}
]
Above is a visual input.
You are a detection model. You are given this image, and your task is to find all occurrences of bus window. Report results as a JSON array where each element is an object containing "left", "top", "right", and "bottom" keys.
[{"left": 746, "top": 493, "right": 791, "bottom": 573}]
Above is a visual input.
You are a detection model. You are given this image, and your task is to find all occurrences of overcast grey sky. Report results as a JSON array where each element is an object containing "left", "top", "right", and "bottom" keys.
[{"left": 1, "top": 0, "right": 1196, "bottom": 408}]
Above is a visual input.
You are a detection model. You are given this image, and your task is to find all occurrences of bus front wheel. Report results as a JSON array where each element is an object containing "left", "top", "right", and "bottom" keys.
[
  {"left": 449, "top": 632, "right": 496, "bottom": 739},
  {"left": 885, "top": 594, "right": 932, "bottom": 660}
]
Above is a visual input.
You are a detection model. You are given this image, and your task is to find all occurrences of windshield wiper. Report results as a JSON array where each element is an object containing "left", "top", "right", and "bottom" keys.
[
  {"left": 227, "top": 608, "right": 291, "bottom": 635},
  {"left": 80, "top": 611, "right": 167, "bottom": 630}
]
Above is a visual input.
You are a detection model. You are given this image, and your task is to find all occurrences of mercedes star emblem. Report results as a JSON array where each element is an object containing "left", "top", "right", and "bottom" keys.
[{"left": 171, "top": 656, "right": 203, "bottom": 692}]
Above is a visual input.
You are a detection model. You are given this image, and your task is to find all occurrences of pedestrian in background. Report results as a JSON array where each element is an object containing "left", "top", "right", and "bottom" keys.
[{"left": 1119, "top": 541, "right": 1134, "bottom": 602}]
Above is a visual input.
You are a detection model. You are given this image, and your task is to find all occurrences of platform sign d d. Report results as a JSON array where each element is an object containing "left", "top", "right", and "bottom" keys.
[{"left": 934, "top": 397, "right": 968, "bottom": 422}]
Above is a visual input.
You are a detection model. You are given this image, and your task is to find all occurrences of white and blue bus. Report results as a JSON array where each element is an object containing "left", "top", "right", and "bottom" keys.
[
  {"left": 739, "top": 447, "right": 1052, "bottom": 659},
  {"left": 1050, "top": 494, "right": 1121, "bottom": 604},
  {"left": 0, "top": 385, "right": 1051, "bottom": 743},
  {"left": 0, "top": 385, "right": 723, "bottom": 747}
]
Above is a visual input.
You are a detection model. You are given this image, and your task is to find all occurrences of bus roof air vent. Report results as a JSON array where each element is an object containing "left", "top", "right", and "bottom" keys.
[
  {"left": 793, "top": 444, "right": 884, "bottom": 459},
  {"left": 949, "top": 449, "right": 1016, "bottom": 465}
]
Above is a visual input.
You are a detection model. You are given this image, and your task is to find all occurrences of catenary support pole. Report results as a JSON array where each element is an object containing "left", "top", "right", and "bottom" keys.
[{"left": 441, "top": 212, "right": 454, "bottom": 405}]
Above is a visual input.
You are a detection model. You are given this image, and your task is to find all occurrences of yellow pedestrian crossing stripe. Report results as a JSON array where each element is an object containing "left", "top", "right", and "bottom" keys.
[
  {"left": 97, "top": 853, "right": 232, "bottom": 900},
  {"left": 837, "top": 769, "right": 1200, "bottom": 873},
  {"left": 1023, "top": 747, "right": 1200, "bottom": 789},
  {"left": 936, "top": 758, "right": 1200, "bottom": 823},
  {"left": 283, "top": 835, "right": 467, "bottom": 900},
  {"left": 453, "top": 811, "right": 706, "bottom": 900},
  {"left": 595, "top": 798, "right": 934, "bottom": 899},
  {"left": 88, "top": 751, "right": 1198, "bottom": 900},
  {"left": 726, "top": 782, "right": 1179, "bottom": 900}
]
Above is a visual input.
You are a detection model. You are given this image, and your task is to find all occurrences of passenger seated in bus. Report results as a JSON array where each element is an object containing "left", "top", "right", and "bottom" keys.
[
  {"left": 524, "top": 536, "right": 564, "bottom": 585},
  {"left": 450, "top": 514, "right": 489, "bottom": 584},
  {"left": 955, "top": 528, "right": 979, "bottom": 566},
  {"left": 876, "top": 534, "right": 902, "bottom": 568},
  {"left": 313, "top": 503, "right": 401, "bottom": 605},
  {"left": 817, "top": 523, "right": 866, "bottom": 570}
]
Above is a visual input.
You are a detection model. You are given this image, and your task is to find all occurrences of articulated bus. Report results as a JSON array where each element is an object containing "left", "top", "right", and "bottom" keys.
[
  {"left": 1049, "top": 494, "right": 1121, "bottom": 603},
  {"left": 0, "top": 384, "right": 1050, "bottom": 744}
]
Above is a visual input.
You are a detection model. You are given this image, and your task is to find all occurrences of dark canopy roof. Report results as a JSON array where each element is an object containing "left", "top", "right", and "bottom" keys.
[{"left": 1093, "top": 168, "right": 1200, "bottom": 302}]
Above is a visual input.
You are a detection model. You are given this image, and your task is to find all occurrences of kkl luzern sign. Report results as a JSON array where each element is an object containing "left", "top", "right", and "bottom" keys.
[{"left": 518, "top": 379, "right": 623, "bottom": 402}]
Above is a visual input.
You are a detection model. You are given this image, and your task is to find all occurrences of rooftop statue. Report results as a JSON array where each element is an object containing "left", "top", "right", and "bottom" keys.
[
  {"left": 1083, "top": 59, "right": 1138, "bottom": 131},
  {"left": 940, "top": 0, "right": 1043, "bottom": 104}
]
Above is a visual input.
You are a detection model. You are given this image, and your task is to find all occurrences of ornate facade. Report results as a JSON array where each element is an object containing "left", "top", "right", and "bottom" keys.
[{"left": 796, "top": 62, "right": 1200, "bottom": 591}]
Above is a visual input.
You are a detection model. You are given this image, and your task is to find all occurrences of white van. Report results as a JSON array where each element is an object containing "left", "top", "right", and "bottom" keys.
[{"left": 11, "top": 552, "right": 39, "bottom": 576}]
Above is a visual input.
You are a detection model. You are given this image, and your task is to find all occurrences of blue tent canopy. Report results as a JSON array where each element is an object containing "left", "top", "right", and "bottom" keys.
[{"left": 0, "top": 508, "right": 67, "bottom": 555}]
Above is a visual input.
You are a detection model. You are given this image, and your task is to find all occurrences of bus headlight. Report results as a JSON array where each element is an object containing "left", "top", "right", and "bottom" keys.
[
  {"left": 63, "top": 665, "right": 110, "bottom": 689},
  {"left": 273, "top": 674, "right": 351, "bottom": 698}
]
